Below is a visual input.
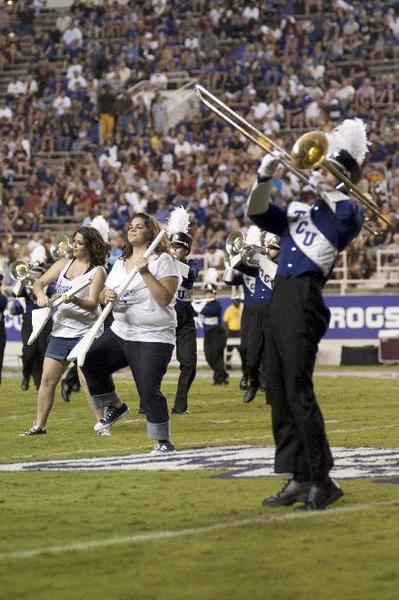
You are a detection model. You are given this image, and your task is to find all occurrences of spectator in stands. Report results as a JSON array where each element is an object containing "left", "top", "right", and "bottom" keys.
[{"left": 97, "top": 83, "right": 116, "bottom": 144}]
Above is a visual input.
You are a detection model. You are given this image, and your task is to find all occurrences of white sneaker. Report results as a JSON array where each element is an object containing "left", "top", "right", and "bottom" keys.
[{"left": 150, "top": 441, "right": 176, "bottom": 455}]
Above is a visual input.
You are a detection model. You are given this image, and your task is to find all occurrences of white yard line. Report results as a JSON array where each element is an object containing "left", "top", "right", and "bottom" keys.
[
  {"left": 1, "top": 499, "right": 397, "bottom": 561},
  {"left": 328, "top": 424, "right": 399, "bottom": 434}
]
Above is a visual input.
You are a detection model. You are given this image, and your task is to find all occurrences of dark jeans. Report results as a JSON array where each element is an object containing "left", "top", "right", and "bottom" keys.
[{"left": 82, "top": 327, "right": 173, "bottom": 424}]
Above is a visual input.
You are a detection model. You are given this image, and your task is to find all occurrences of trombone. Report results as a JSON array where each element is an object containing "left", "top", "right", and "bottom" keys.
[{"left": 195, "top": 85, "right": 390, "bottom": 233}]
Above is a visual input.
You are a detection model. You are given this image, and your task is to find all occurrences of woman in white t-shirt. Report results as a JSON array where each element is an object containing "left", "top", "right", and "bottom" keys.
[
  {"left": 21, "top": 227, "right": 108, "bottom": 436},
  {"left": 81, "top": 213, "right": 181, "bottom": 454}
]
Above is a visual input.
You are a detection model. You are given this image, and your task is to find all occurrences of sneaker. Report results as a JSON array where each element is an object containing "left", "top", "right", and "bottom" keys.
[
  {"left": 97, "top": 427, "right": 112, "bottom": 437},
  {"left": 93, "top": 402, "right": 129, "bottom": 432},
  {"left": 150, "top": 441, "right": 176, "bottom": 455},
  {"left": 20, "top": 425, "right": 47, "bottom": 436}
]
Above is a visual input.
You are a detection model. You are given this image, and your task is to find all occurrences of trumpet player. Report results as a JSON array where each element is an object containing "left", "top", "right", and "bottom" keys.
[
  {"left": 223, "top": 228, "right": 280, "bottom": 402},
  {"left": 10, "top": 261, "right": 54, "bottom": 392},
  {"left": 247, "top": 118, "right": 367, "bottom": 511}
]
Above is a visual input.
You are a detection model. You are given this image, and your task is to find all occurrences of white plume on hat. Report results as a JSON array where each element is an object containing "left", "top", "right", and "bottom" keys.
[
  {"left": 204, "top": 267, "right": 218, "bottom": 286},
  {"left": 90, "top": 215, "right": 110, "bottom": 243},
  {"left": 245, "top": 225, "right": 262, "bottom": 246},
  {"left": 166, "top": 206, "right": 190, "bottom": 236},
  {"left": 327, "top": 118, "right": 369, "bottom": 166},
  {"left": 30, "top": 245, "right": 47, "bottom": 265}
]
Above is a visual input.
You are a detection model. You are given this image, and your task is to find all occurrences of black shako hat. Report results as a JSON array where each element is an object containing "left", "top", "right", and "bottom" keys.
[{"left": 170, "top": 231, "right": 192, "bottom": 250}]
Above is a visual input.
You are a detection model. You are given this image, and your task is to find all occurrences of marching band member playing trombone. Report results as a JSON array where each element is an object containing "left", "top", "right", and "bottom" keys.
[
  {"left": 81, "top": 213, "right": 181, "bottom": 454},
  {"left": 20, "top": 226, "right": 108, "bottom": 436},
  {"left": 247, "top": 119, "right": 367, "bottom": 510}
]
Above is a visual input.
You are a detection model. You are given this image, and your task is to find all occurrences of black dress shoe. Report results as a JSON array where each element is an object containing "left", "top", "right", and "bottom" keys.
[
  {"left": 61, "top": 382, "right": 71, "bottom": 403},
  {"left": 172, "top": 408, "right": 189, "bottom": 415},
  {"left": 239, "top": 376, "right": 248, "bottom": 391},
  {"left": 263, "top": 479, "right": 311, "bottom": 507},
  {"left": 243, "top": 386, "right": 258, "bottom": 403},
  {"left": 20, "top": 377, "right": 29, "bottom": 391},
  {"left": 297, "top": 479, "right": 344, "bottom": 511}
]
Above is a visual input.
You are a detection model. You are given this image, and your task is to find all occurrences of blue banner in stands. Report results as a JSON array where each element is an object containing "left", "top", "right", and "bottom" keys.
[
  {"left": 4, "top": 295, "right": 399, "bottom": 342},
  {"left": 324, "top": 295, "right": 399, "bottom": 339}
]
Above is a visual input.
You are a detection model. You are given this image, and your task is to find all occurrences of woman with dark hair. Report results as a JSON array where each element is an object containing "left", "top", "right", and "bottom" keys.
[
  {"left": 81, "top": 213, "right": 181, "bottom": 454},
  {"left": 21, "top": 226, "right": 108, "bottom": 436}
]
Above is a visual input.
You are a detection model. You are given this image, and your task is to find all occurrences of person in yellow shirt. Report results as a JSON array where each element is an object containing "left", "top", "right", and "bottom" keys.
[{"left": 223, "top": 295, "right": 243, "bottom": 372}]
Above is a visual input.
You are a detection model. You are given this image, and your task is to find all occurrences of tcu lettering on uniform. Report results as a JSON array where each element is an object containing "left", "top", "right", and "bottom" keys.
[
  {"left": 295, "top": 220, "right": 318, "bottom": 246},
  {"left": 259, "top": 270, "right": 274, "bottom": 289}
]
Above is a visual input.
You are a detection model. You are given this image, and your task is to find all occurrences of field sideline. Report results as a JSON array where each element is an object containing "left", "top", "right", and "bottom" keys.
[{"left": 1, "top": 371, "right": 399, "bottom": 600}]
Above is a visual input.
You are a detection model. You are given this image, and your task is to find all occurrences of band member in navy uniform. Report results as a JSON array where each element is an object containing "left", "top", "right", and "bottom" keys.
[
  {"left": 170, "top": 232, "right": 200, "bottom": 414},
  {"left": 10, "top": 265, "right": 54, "bottom": 391},
  {"left": 0, "top": 275, "right": 7, "bottom": 386},
  {"left": 224, "top": 228, "right": 280, "bottom": 403},
  {"left": 247, "top": 119, "right": 367, "bottom": 510},
  {"left": 243, "top": 234, "right": 280, "bottom": 404},
  {"left": 193, "top": 282, "right": 228, "bottom": 386},
  {"left": 224, "top": 260, "right": 256, "bottom": 391}
]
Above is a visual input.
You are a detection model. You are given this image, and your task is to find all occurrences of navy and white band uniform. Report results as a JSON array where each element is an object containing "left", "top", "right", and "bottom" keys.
[
  {"left": 247, "top": 148, "right": 363, "bottom": 507},
  {"left": 20, "top": 226, "right": 108, "bottom": 435},
  {"left": 195, "top": 285, "right": 229, "bottom": 385},
  {"left": 0, "top": 278, "right": 6, "bottom": 386},
  {"left": 224, "top": 245, "right": 278, "bottom": 399},
  {"left": 10, "top": 270, "right": 55, "bottom": 391},
  {"left": 81, "top": 214, "right": 181, "bottom": 450},
  {"left": 170, "top": 232, "right": 200, "bottom": 414},
  {"left": 224, "top": 267, "right": 255, "bottom": 389}
]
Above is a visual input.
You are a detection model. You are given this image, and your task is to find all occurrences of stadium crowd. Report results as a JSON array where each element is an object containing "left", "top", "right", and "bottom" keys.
[{"left": 0, "top": 0, "right": 399, "bottom": 282}]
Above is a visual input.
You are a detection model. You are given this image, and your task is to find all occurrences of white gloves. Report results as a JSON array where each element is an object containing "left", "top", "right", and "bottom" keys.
[
  {"left": 308, "top": 171, "right": 333, "bottom": 195},
  {"left": 257, "top": 150, "right": 282, "bottom": 180}
]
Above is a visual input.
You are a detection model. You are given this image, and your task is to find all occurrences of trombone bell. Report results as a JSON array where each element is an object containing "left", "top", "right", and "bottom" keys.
[
  {"left": 291, "top": 131, "right": 329, "bottom": 171},
  {"left": 10, "top": 260, "right": 30, "bottom": 282}
]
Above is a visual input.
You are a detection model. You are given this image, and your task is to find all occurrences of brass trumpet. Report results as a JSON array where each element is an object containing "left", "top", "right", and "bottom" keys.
[
  {"left": 195, "top": 85, "right": 390, "bottom": 233},
  {"left": 50, "top": 234, "right": 71, "bottom": 260},
  {"left": 226, "top": 230, "right": 266, "bottom": 268},
  {"left": 10, "top": 260, "right": 39, "bottom": 291}
]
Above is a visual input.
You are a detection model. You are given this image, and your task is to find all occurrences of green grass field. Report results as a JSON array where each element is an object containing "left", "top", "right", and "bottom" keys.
[{"left": 1, "top": 371, "right": 399, "bottom": 600}]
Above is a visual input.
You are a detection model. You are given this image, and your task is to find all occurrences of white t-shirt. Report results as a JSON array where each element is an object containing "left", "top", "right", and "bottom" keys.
[
  {"left": 52, "top": 261, "right": 103, "bottom": 338},
  {"left": 107, "top": 253, "right": 180, "bottom": 344}
]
